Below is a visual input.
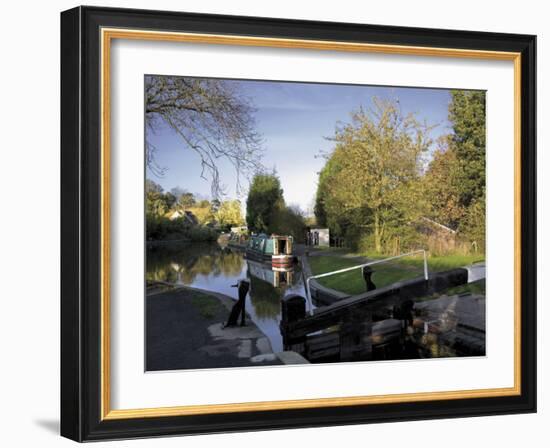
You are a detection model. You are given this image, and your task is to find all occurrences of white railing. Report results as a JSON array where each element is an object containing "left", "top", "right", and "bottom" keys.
[{"left": 304, "top": 249, "right": 428, "bottom": 314}]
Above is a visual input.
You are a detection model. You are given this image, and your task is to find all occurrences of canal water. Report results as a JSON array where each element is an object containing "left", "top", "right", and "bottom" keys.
[{"left": 146, "top": 242, "right": 306, "bottom": 353}]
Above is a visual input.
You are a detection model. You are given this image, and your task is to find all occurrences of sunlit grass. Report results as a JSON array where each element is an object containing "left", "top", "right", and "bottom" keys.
[{"left": 307, "top": 252, "right": 485, "bottom": 296}]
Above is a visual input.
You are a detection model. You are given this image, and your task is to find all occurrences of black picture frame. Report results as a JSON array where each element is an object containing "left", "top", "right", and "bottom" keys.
[{"left": 61, "top": 5, "right": 536, "bottom": 442}]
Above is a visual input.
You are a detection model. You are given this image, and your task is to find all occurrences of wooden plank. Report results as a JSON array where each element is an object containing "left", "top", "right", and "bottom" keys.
[{"left": 286, "top": 269, "right": 468, "bottom": 338}]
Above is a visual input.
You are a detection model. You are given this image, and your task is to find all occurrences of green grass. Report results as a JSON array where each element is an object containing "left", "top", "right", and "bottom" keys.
[
  {"left": 387, "top": 253, "right": 483, "bottom": 272},
  {"left": 307, "top": 253, "right": 485, "bottom": 296},
  {"left": 186, "top": 290, "right": 224, "bottom": 319},
  {"left": 444, "top": 278, "right": 486, "bottom": 296}
]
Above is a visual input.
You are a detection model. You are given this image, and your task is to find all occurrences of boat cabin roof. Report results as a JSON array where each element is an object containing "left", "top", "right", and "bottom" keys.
[
  {"left": 250, "top": 233, "right": 292, "bottom": 241},
  {"left": 247, "top": 234, "right": 293, "bottom": 255}
]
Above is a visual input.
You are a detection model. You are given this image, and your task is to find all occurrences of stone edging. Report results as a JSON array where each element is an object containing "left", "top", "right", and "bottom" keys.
[{"left": 300, "top": 255, "right": 350, "bottom": 306}]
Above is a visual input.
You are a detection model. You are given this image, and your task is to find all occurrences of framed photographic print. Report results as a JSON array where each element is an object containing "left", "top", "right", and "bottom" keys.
[{"left": 60, "top": 6, "right": 536, "bottom": 442}]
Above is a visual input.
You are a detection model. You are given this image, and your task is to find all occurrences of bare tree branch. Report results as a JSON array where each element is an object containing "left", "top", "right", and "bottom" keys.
[{"left": 145, "top": 76, "right": 265, "bottom": 198}]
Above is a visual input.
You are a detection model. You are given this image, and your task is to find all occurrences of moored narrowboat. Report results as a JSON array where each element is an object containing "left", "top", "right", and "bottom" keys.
[{"left": 245, "top": 234, "right": 295, "bottom": 267}]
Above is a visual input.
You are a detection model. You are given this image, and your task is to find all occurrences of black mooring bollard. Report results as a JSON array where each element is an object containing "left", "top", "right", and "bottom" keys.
[
  {"left": 281, "top": 295, "right": 306, "bottom": 324},
  {"left": 362, "top": 266, "right": 377, "bottom": 292},
  {"left": 280, "top": 294, "right": 307, "bottom": 350},
  {"left": 393, "top": 299, "right": 415, "bottom": 327},
  {"left": 224, "top": 280, "right": 250, "bottom": 328}
]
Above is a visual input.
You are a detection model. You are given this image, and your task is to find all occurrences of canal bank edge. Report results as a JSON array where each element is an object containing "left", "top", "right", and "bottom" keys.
[
  {"left": 147, "top": 281, "right": 309, "bottom": 368},
  {"left": 300, "top": 254, "right": 351, "bottom": 306}
]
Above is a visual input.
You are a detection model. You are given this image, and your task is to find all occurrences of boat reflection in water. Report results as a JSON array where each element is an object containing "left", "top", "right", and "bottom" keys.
[
  {"left": 247, "top": 258, "right": 294, "bottom": 288},
  {"left": 243, "top": 235, "right": 303, "bottom": 325},
  {"left": 245, "top": 258, "right": 304, "bottom": 325}
]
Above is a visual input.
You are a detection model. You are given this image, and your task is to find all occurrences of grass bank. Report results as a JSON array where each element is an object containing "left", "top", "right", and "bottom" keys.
[{"left": 307, "top": 252, "right": 484, "bottom": 296}]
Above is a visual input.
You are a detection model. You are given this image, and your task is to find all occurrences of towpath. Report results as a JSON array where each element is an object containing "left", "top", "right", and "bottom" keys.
[{"left": 146, "top": 283, "right": 307, "bottom": 370}]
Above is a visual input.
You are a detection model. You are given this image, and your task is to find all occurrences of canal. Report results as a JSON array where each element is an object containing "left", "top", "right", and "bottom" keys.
[{"left": 146, "top": 241, "right": 306, "bottom": 353}]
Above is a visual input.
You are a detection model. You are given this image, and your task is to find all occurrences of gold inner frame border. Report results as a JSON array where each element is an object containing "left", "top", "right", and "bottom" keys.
[{"left": 99, "top": 27, "right": 522, "bottom": 420}]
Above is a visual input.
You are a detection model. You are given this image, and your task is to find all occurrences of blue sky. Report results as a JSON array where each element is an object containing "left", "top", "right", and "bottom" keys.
[{"left": 146, "top": 78, "right": 453, "bottom": 215}]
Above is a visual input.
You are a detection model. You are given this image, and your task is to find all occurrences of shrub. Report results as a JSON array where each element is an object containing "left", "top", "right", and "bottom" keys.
[{"left": 146, "top": 215, "right": 219, "bottom": 242}]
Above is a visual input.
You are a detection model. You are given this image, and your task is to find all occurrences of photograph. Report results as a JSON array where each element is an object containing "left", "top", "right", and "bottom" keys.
[{"left": 144, "top": 75, "right": 487, "bottom": 371}]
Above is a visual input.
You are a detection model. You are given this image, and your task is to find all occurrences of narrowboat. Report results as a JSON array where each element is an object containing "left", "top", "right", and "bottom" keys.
[{"left": 245, "top": 234, "right": 295, "bottom": 267}]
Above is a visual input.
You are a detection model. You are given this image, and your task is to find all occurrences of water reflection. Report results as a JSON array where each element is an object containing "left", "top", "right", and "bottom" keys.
[
  {"left": 146, "top": 242, "right": 305, "bottom": 352},
  {"left": 148, "top": 243, "right": 245, "bottom": 284}
]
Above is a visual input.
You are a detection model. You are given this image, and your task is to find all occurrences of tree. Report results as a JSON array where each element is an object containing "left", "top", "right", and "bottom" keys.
[
  {"left": 460, "top": 193, "right": 486, "bottom": 253},
  {"left": 315, "top": 99, "right": 432, "bottom": 253},
  {"left": 145, "top": 179, "right": 163, "bottom": 194},
  {"left": 216, "top": 200, "right": 245, "bottom": 229},
  {"left": 270, "top": 204, "right": 307, "bottom": 242},
  {"left": 178, "top": 192, "right": 196, "bottom": 210},
  {"left": 422, "top": 136, "right": 464, "bottom": 229},
  {"left": 448, "top": 90, "right": 486, "bottom": 208},
  {"left": 169, "top": 186, "right": 186, "bottom": 199},
  {"left": 447, "top": 90, "right": 486, "bottom": 250},
  {"left": 169, "top": 187, "right": 196, "bottom": 210},
  {"left": 163, "top": 192, "right": 177, "bottom": 211},
  {"left": 314, "top": 153, "right": 344, "bottom": 231},
  {"left": 246, "top": 173, "right": 285, "bottom": 233},
  {"left": 145, "top": 76, "right": 264, "bottom": 197},
  {"left": 188, "top": 200, "right": 214, "bottom": 225},
  {"left": 145, "top": 179, "right": 169, "bottom": 217},
  {"left": 210, "top": 198, "right": 221, "bottom": 214}
]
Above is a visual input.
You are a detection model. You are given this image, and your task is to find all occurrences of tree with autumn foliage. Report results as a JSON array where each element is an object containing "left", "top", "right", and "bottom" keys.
[
  {"left": 216, "top": 200, "right": 245, "bottom": 230},
  {"left": 315, "top": 99, "right": 432, "bottom": 253},
  {"left": 422, "top": 136, "right": 463, "bottom": 229}
]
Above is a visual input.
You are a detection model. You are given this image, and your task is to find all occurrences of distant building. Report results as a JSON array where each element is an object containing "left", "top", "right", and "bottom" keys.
[
  {"left": 183, "top": 211, "right": 199, "bottom": 226},
  {"left": 230, "top": 226, "right": 248, "bottom": 234},
  {"left": 167, "top": 210, "right": 184, "bottom": 221},
  {"left": 307, "top": 228, "right": 330, "bottom": 247},
  {"left": 167, "top": 210, "right": 199, "bottom": 226}
]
